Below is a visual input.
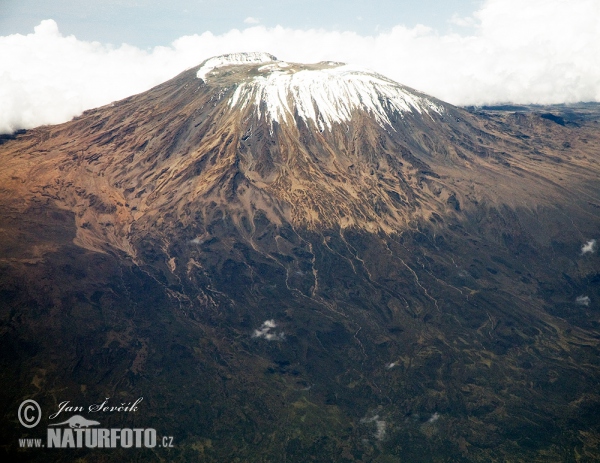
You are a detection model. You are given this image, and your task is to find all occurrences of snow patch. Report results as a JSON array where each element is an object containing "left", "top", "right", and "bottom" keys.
[
  {"left": 257, "top": 62, "right": 289, "bottom": 72},
  {"left": 197, "top": 52, "right": 276, "bottom": 81}
]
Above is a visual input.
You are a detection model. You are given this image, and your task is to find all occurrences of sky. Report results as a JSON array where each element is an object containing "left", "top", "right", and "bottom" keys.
[
  {"left": 1, "top": 0, "right": 480, "bottom": 48},
  {"left": 1, "top": 0, "right": 599, "bottom": 134}
]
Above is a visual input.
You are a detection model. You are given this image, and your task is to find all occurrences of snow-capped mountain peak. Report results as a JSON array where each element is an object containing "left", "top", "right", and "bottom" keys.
[{"left": 197, "top": 53, "right": 445, "bottom": 131}]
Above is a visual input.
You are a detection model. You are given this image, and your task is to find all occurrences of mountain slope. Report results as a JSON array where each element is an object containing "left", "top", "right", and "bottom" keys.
[{"left": 1, "top": 53, "right": 600, "bottom": 462}]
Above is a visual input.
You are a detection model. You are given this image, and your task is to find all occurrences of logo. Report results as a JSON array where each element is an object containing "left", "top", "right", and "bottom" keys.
[
  {"left": 18, "top": 400, "right": 41, "bottom": 428},
  {"left": 16, "top": 397, "right": 175, "bottom": 450},
  {"left": 46, "top": 422, "right": 159, "bottom": 449},
  {"left": 49, "top": 415, "right": 100, "bottom": 428}
]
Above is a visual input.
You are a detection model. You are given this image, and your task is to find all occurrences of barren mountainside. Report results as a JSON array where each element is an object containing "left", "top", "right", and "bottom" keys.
[{"left": 1, "top": 53, "right": 600, "bottom": 462}]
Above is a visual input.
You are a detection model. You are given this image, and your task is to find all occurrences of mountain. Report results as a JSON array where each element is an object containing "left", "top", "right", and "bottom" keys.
[{"left": 1, "top": 52, "right": 599, "bottom": 462}]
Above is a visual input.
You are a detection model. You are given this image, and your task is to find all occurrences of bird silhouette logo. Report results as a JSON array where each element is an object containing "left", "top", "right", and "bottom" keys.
[{"left": 49, "top": 415, "right": 100, "bottom": 428}]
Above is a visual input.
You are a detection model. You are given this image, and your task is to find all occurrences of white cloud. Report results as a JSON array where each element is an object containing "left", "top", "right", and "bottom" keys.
[
  {"left": 374, "top": 419, "right": 386, "bottom": 440},
  {"left": 244, "top": 17, "right": 260, "bottom": 25},
  {"left": 1, "top": 0, "right": 600, "bottom": 134},
  {"left": 449, "top": 13, "right": 477, "bottom": 28},
  {"left": 0, "top": 19, "right": 199, "bottom": 134},
  {"left": 252, "top": 319, "right": 285, "bottom": 341},
  {"left": 581, "top": 239, "right": 597, "bottom": 255},
  {"left": 576, "top": 296, "right": 591, "bottom": 306},
  {"left": 360, "top": 414, "right": 386, "bottom": 440},
  {"left": 428, "top": 412, "right": 440, "bottom": 423}
]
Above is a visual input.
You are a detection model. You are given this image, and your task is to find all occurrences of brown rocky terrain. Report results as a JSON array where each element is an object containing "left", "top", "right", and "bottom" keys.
[{"left": 1, "top": 54, "right": 599, "bottom": 461}]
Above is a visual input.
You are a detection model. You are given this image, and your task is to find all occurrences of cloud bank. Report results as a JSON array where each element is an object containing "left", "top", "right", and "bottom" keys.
[{"left": 1, "top": 0, "right": 599, "bottom": 134}]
